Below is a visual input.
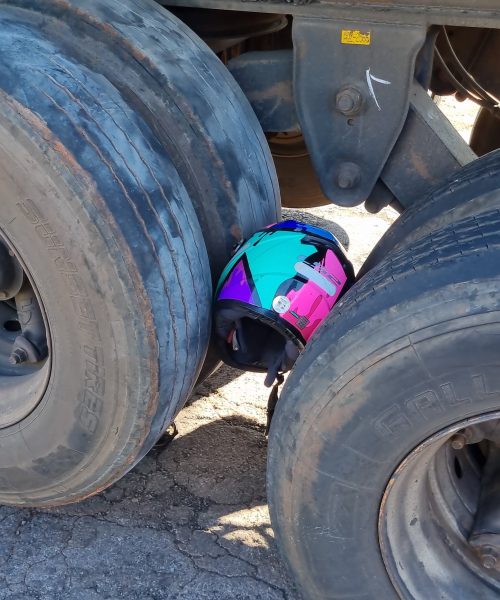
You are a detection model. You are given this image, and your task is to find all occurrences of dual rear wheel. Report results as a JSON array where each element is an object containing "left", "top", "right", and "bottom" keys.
[{"left": 0, "top": 0, "right": 279, "bottom": 506}]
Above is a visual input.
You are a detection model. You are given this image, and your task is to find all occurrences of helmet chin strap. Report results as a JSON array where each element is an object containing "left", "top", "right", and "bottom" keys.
[
  {"left": 265, "top": 372, "right": 285, "bottom": 436},
  {"left": 264, "top": 354, "right": 283, "bottom": 388},
  {"left": 264, "top": 341, "right": 299, "bottom": 434}
]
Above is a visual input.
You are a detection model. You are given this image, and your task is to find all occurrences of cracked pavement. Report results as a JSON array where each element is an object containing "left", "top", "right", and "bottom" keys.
[
  {"left": 0, "top": 366, "right": 297, "bottom": 600},
  {"left": 0, "top": 203, "right": 397, "bottom": 600}
]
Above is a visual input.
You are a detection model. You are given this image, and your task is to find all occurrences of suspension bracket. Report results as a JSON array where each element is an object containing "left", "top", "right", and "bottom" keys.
[{"left": 293, "top": 19, "right": 426, "bottom": 206}]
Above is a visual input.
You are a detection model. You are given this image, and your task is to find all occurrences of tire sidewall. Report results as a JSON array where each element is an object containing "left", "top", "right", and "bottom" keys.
[
  {"left": 269, "top": 257, "right": 500, "bottom": 598},
  {"left": 0, "top": 97, "right": 146, "bottom": 505}
]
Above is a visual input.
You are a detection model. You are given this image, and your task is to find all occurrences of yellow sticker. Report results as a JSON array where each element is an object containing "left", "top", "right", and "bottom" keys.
[{"left": 341, "top": 30, "right": 371, "bottom": 46}]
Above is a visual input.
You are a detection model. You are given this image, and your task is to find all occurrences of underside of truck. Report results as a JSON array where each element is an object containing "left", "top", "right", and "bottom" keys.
[{"left": 0, "top": 0, "right": 499, "bottom": 598}]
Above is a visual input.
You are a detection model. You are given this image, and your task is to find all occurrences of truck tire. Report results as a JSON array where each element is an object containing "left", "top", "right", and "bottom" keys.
[
  {"left": 268, "top": 209, "right": 500, "bottom": 599},
  {"left": 3, "top": 0, "right": 281, "bottom": 383},
  {"left": 0, "top": 6, "right": 215, "bottom": 506},
  {"left": 359, "top": 150, "right": 500, "bottom": 277}
]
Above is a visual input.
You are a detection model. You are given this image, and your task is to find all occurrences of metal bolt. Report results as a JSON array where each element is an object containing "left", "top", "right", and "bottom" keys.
[
  {"left": 479, "top": 546, "right": 498, "bottom": 570},
  {"left": 9, "top": 347, "right": 28, "bottom": 365},
  {"left": 335, "top": 87, "right": 363, "bottom": 116},
  {"left": 336, "top": 162, "right": 361, "bottom": 190},
  {"left": 450, "top": 432, "right": 467, "bottom": 450}
]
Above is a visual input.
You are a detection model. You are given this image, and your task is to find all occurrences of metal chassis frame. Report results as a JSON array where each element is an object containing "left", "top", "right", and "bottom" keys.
[
  {"left": 164, "top": 0, "right": 500, "bottom": 30},
  {"left": 166, "top": 0, "right": 499, "bottom": 207}
]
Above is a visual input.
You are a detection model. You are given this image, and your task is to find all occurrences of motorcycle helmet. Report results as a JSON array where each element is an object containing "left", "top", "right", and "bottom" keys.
[{"left": 214, "top": 220, "right": 355, "bottom": 386}]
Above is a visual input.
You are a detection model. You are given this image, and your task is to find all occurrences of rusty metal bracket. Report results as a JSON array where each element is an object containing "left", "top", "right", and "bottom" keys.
[
  {"left": 292, "top": 19, "right": 426, "bottom": 207},
  {"left": 381, "top": 81, "right": 476, "bottom": 208}
]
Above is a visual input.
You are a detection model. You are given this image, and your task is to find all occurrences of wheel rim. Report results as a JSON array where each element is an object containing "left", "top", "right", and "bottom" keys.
[
  {"left": 0, "top": 231, "right": 50, "bottom": 429},
  {"left": 379, "top": 411, "right": 500, "bottom": 599}
]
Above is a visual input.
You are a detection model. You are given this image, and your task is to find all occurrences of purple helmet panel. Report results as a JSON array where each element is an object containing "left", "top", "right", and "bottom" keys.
[{"left": 217, "top": 259, "right": 256, "bottom": 305}]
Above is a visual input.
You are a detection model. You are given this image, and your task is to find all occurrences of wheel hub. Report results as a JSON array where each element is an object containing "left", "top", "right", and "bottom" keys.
[
  {"left": 379, "top": 412, "right": 500, "bottom": 599},
  {"left": 0, "top": 236, "right": 50, "bottom": 429}
]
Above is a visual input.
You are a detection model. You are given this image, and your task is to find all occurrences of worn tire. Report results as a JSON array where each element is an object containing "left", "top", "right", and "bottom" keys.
[
  {"left": 359, "top": 150, "right": 500, "bottom": 277},
  {"left": 268, "top": 209, "right": 500, "bottom": 599},
  {"left": 5, "top": 0, "right": 281, "bottom": 383},
  {"left": 0, "top": 4, "right": 215, "bottom": 506}
]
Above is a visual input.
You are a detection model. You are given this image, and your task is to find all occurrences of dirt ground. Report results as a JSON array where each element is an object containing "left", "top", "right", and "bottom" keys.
[{"left": 0, "top": 99, "right": 476, "bottom": 600}]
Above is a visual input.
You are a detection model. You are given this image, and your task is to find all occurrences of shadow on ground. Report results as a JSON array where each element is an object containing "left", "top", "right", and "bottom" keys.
[
  {"left": 191, "top": 363, "right": 245, "bottom": 402},
  {"left": 0, "top": 395, "right": 298, "bottom": 600}
]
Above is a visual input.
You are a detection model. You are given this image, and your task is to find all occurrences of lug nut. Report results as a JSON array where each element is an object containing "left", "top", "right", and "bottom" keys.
[
  {"left": 8, "top": 335, "right": 42, "bottom": 365},
  {"left": 335, "top": 87, "right": 363, "bottom": 116},
  {"left": 336, "top": 162, "right": 361, "bottom": 190},
  {"left": 9, "top": 347, "right": 28, "bottom": 365},
  {"left": 479, "top": 546, "right": 498, "bottom": 570},
  {"left": 450, "top": 432, "right": 467, "bottom": 450}
]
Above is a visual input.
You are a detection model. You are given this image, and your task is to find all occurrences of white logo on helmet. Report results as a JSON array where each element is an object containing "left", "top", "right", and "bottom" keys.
[
  {"left": 272, "top": 295, "right": 291, "bottom": 314},
  {"left": 294, "top": 262, "right": 337, "bottom": 296}
]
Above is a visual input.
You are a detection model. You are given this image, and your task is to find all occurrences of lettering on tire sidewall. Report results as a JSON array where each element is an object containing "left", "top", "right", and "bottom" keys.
[
  {"left": 373, "top": 369, "right": 500, "bottom": 440},
  {"left": 15, "top": 198, "right": 105, "bottom": 437}
]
